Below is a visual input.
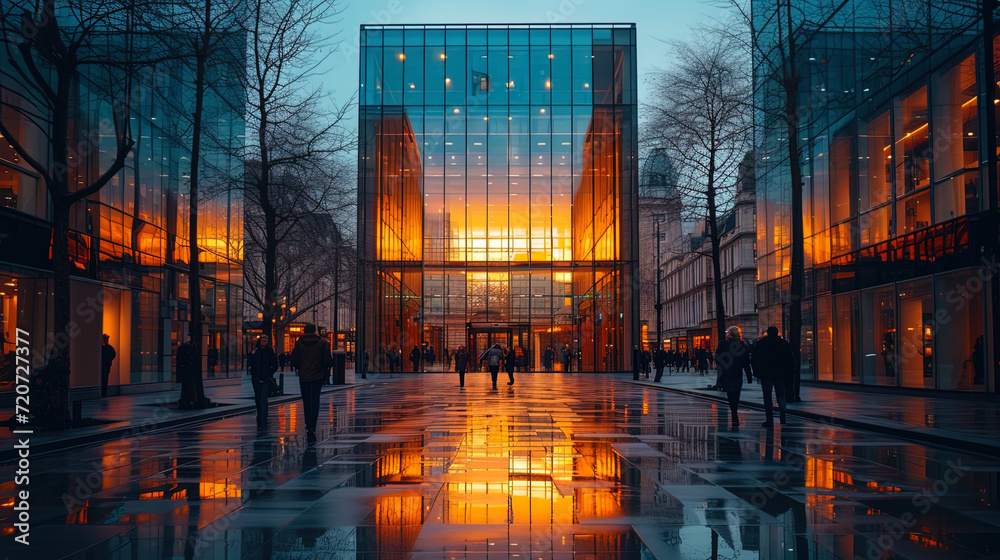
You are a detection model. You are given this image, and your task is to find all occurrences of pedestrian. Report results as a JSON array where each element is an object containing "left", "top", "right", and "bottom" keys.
[
  {"left": 479, "top": 343, "right": 504, "bottom": 389},
  {"left": 632, "top": 345, "right": 642, "bottom": 380},
  {"left": 515, "top": 346, "right": 525, "bottom": 372},
  {"left": 290, "top": 324, "right": 333, "bottom": 443},
  {"left": 751, "top": 326, "right": 794, "bottom": 427},
  {"left": 249, "top": 335, "right": 278, "bottom": 430},
  {"left": 409, "top": 345, "right": 421, "bottom": 372},
  {"left": 561, "top": 344, "right": 572, "bottom": 372},
  {"left": 100, "top": 334, "right": 116, "bottom": 398},
  {"left": 504, "top": 346, "right": 516, "bottom": 386},
  {"left": 543, "top": 346, "right": 555, "bottom": 372},
  {"left": 716, "top": 326, "right": 753, "bottom": 430},
  {"left": 642, "top": 347, "right": 652, "bottom": 378},
  {"left": 696, "top": 347, "right": 707, "bottom": 376},
  {"left": 278, "top": 352, "right": 287, "bottom": 372},
  {"left": 653, "top": 345, "right": 667, "bottom": 382},
  {"left": 425, "top": 345, "right": 436, "bottom": 369},
  {"left": 454, "top": 345, "right": 469, "bottom": 387}
]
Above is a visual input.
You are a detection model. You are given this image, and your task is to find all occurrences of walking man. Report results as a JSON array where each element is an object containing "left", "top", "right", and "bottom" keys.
[
  {"left": 454, "top": 345, "right": 469, "bottom": 387},
  {"left": 101, "top": 334, "right": 116, "bottom": 398},
  {"left": 480, "top": 343, "right": 504, "bottom": 389},
  {"left": 291, "top": 324, "right": 332, "bottom": 443},
  {"left": 751, "top": 326, "right": 794, "bottom": 427},
  {"left": 653, "top": 345, "right": 667, "bottom": 382},
  {"left": 716, "top": 326, "right": 753, "bottom": 430}
]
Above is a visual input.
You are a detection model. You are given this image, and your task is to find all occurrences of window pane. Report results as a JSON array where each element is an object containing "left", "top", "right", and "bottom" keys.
[
  {"left": 930, "top": 53, "right": 977, "bottom": 180},
  {"left": 858, "top": 109, "right": 891, "bottom": 211},
  {"left": 897, "top": 278, "right": 934, "bottom": 388},
  {"left": 861, "top": 286, "right": 896, "bottom": 386},
  {"left": 934, "top": 270, "right": 986, "bottom": 391},
  {"left": 894, "top": 85, "right": 930, "bottom": 195}
]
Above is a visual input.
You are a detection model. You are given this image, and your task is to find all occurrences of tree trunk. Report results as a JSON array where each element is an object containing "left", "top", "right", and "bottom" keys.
[
  {"left": 47, "top": 68, "right": 73, "bottom": 428},
  {"left": 183, "top": 1, "right": 211, "bottom": 408},
  {"left": 705, "top": 157, "right": 727, "bottom": 345}
]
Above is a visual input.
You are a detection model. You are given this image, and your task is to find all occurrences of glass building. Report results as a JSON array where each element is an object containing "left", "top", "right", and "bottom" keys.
[
  {"left": 357, "top": 24, "right": 639, "bottom": 372},
  {"left": 0, "top": 25, "right": 244, "bottom": 395},
  {"left": 753, "top": 0, "right": 997, "bottom": 392}
]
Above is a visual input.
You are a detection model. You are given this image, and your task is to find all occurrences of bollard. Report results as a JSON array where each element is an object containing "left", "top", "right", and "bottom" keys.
[{"left": 279, "top": 373, "right": 285, "bottom": 395}]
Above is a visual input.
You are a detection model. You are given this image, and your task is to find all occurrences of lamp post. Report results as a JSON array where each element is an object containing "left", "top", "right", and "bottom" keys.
[{"left": 655, "top": 217, "right": 664, "bottom": 351}]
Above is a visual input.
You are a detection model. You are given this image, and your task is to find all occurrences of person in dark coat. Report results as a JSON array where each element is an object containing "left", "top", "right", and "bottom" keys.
[
  {"left": 653, "top": 346, "right": 667, "bottom": 382},
  {"left": 278, "top": 352, "right": 288, "bottom": 372},
  {"left": 641, "top": 348, "right": 652, "bottom": 378},
  {"left": 561, "top": 344, "right": 572, "bottom": 372},
  {"left": 291, "top": 324, "right": 332, "bottom": 443},
  {"left": 480, "top": 343, "right": 504, "bottom": 389},
  {"left": 632, "top": 345, "right": 642, "bottom": 380},
  {"left": 543, "top": 346, "right": 555, "bottom": 372},
  {"left": 716, "top": 326, "right": 753, "bottom": 430},
  {"left": 751, "top": 326, "right": 793, "bottom": 427},
  {"left": 101, "top": 334, "right": 116, "bottom": 398},
  {"left": 503, "top": 346, "right": 516, "bottom": 386},
  {"left": 249, "top": 335, "right": 279, "bottom": 430},
  {"left": 424, "top": 345, "right": 436, "bottom": 369},
  {"left": 409, "top": 345, "right": 421, "bottom": 372},
  {"left": 454, "top": 345, "right": 469, "bottom": 387}
]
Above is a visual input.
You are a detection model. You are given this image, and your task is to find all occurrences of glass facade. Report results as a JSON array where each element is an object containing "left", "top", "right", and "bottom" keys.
[
  {"left": 358, "top": 24, "right": 639, "bottom": 373},
  {"left": 0, "top": 30, "right": 244, "bottom": 393},
  {"left": 753, "top": 0, "right": 996, "bottom": 392}
]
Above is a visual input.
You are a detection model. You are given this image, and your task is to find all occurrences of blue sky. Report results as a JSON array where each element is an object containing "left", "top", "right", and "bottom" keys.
[{"left": 315, "top": 0, "right": 729, "bottom": 134}]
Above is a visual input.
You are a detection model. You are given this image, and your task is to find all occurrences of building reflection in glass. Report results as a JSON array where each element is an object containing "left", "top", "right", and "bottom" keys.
[{"left": 358, "top": 24, "right": 640, "bottom": 373}]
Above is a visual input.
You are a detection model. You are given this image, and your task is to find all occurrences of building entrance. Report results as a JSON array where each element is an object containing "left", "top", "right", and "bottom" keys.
[{"left": 468, "top": 323, "right": 531, "bottom": 371}]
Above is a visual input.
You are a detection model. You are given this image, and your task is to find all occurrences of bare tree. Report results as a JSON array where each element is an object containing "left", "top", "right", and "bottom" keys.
[
  {"left": 244, "top": 159, "right": 353, "bottom": 350},
  {"left": 645, "top": 30, "right": 752, "bottom": 344},
  {"left": 242, "top": 0, "right": 353, "bottom": 341},
  {"left": 729, "top": 0, "right": 853, "bottom": 402},
  {"left": 0, "top": 0, "right": 140, "bottom": 426},
  {"left": 137, "top": 0, "right": 244, "bottom": 408}
]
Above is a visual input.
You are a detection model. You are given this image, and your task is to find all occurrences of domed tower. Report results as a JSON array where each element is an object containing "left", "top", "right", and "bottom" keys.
[{"left": 638, "top": 149, "right": 682, "bottom": 349}]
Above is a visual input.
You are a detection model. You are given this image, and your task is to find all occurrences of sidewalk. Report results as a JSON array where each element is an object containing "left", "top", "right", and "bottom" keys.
[
  {"left": 631, "top": 371, "right": 1000, "bottom": 458},
  {"left": 0, "top": 370, "right": 370, "bottom": 462}
]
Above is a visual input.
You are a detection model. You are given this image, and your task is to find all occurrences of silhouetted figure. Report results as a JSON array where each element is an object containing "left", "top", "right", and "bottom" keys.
[
  {"left": 543, "top": 346, "right": 555, "bottom": 372},
  {"left": 409, "top": 345, "right": 421, "bottom": 372},
  {"left": 716, "top": 326, "right": 753, "bottom": 430},
  {"left": 653, "top": 347, "right": 667, "bottom": 382},
  {"left": 454, "top": 346, "right": 469, "bottom": 387},
  {"left": 503, "top": 346, "right": 516, "bottom": 386},
  {"left": 291, "top": 324, "right": 332, "bottom": 443},
  {"left": 424, "top": 345, "right": 435, "bottom": 369},
  {"left": 752, "top": 325, "right": 793, "bottom": 427},
  {"left": 561, "top": 344, "right": 571, "bottom": 372},
  {"left": 972, "top": 335, "right": 984, "bottom": 385},
  {"left": 249, "top": 335, "right": 278, "bottom": 430},
  {"left": 278, "top": 352, "right": 288, "bottom": 372},
  {"left": 100, "top": 334, "right": 116, "bottom": 398},
  {"left": 480, "top": 344, "right": 504, "bottom": 389},
  {"left": 642, "top": 348, "right": 651, "bottom": 378}
]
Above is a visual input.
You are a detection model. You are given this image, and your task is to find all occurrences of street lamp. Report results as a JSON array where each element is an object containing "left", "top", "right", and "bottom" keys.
[{"left": 654, "top": 216, "right": 664, "bottom": 351}]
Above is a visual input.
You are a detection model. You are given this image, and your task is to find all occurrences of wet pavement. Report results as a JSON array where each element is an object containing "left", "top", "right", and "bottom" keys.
[{"left": 2, "top": 372, "right": 998, "bottom": 559}]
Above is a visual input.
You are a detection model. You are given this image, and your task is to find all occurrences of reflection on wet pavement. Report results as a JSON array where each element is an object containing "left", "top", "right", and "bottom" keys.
[{"left": 2, "top": 373, "right": 998, "bottom": 559}]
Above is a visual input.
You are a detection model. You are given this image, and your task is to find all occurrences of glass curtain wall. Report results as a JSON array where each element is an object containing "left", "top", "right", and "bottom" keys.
[
  {"left": 358, "top": 24, "right": 639, "bottom": 372},
  {"left": 752, "top": 0, "right": 993, "bottom": 392}
]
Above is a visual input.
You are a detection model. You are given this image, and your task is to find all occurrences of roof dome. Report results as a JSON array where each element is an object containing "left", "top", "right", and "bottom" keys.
[{"left": 640, "top": 148, "right": 679, "bottom": 199}]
